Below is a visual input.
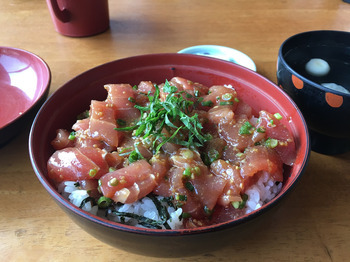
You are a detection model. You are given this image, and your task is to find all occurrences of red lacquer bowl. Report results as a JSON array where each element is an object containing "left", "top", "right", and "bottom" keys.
[
  {"left": 0, "top": 47, "right": 51, "bottom": 145},
  {"left": 29, "top": 53, "right": 309, "bottom": 257}
]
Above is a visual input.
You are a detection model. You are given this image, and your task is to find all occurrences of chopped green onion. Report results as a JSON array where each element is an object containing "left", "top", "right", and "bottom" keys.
[
  {"left": 192, "top": 166, "right": 201, "bottom": 175},
  {"left": 194, "top": 90, "right": 200, "bottom": 97},
  {"left": 181, "top": 149, "right": 194, "bottom": 159},
  {"left": 274, "top": 113, "right": 283, "bottom": 120},
  {"left": 232, "top": 194, "right": 248, "bottom": 209},
  {"left": 175, "top": 194, "right": 187, "bottom": 202},
  {"left": 257, "top": 127, "right": 266, "bottom": 133},
  {"left": 236, "top": 152, "right": 244, "bottom": 158},
  {"left": 68, "top": 131, "right": 76, "bottom": 141},
  {"left": 265, "top": 138, "right": 278, "bottom": 148},
  {"left": 219, "top": 101, "right": 233, "bottom": 106},
  {"left": 239, "top": 121, "right": 253, "bottom": 135},
  {"left": 232, "top": 201, "right": 240, "bottom": 209},
  {"left": 89, "top": 168, "right": 97, "bottom": 177},
  {"left": 234, "top": 97, "right": 240, "bottom": 103},
  {"left": 109, "top": 167, "right": 116, "bottom": 172},
  {"left": 222, "top": 93, "right": 233, "bottom": 101},
  {"left": 183, "top": 168, "right": 192, "bottom": 178},
  {"left": 97, "top": 196, "right": 112, "bottom": 209},
  {"left": 108, "top": 177, "right": 119, "bottom": 187}
]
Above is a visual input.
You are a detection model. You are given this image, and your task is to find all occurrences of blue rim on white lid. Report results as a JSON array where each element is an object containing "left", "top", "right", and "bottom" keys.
[{"left": 178, "top": 45, "right": 256, "bottom": 71}]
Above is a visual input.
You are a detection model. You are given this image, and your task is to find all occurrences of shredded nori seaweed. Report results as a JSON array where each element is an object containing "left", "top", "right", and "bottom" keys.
[
  {"left": 108, "top": 194, "right": 177, "bottom": 229},
  {"left": 111, "top": 211, "right": 164, "bottom": 229},
  {"left": 148, "top": 194, "right": 171, "bottom": 229},
  {"left": 79, "top": 196, "right": 95, "bottom": 209}
]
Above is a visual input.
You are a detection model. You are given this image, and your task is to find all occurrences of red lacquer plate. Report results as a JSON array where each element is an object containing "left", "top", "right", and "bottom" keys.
[{"left": 0, "top": 47, "right": 50, "bottom": 145}]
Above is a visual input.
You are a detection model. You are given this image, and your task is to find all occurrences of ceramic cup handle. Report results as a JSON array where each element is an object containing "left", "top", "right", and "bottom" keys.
[{"left": 49, "top": 0, "right": 71, "bottom": 23}]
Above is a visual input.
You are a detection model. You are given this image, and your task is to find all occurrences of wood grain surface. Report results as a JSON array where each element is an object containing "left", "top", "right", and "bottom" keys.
[{"left": 1, "top": 1, "right": 350, "bottom": 261}]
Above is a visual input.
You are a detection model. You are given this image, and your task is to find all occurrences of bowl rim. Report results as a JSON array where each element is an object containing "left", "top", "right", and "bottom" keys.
[
  {"left": 0, "top": 46, "right": 52, "bottom": 130},
  {"left": 278, "top": 30, "right": 350, "bottom": 97},
  {"left": 29, "top": 53, "right": 310, "bottom": 236}
]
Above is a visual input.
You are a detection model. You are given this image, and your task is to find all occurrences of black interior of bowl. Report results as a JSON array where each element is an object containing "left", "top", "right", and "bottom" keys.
[{"left": 282, "top": 30, "right": 350, "bottom": 92}]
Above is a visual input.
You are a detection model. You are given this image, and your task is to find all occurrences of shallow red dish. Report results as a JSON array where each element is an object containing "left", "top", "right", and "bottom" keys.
[
  {"left": 0, "top": 47, "right": 50, "bottom": 145},
  {"left": 29, "top": 53, "right": 309, "bottom": 257}
]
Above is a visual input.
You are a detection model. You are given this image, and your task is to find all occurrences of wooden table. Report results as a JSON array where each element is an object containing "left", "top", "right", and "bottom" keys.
[{"left": 1, "top": 1, "right": 350, "bottom": 261}]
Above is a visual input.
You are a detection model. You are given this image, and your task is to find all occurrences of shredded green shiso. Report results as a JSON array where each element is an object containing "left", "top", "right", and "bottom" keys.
[{"left": 115, "top": 80, "right": 212, "bottom": 161}]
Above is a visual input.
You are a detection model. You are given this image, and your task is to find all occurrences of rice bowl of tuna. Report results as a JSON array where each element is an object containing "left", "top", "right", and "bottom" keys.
[{"left": 29, "top": 53, "right": 310, "bottom": 257}]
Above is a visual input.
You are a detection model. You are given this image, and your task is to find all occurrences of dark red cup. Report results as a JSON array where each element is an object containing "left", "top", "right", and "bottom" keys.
[{"left": 46, "top": 0, "right": 109, "bottom": 37}]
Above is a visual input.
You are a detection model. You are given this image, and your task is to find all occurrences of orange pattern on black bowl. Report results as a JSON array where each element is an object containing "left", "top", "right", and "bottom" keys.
[
  {"left": 291, "top": 74, "right": 304, "bottom": 90},
  {"left": 325, "top": 92, "right": 343, "bottom": 108}
]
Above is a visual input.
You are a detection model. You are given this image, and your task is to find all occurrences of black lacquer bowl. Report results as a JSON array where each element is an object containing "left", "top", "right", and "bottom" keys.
[{"left": 277, "top": 30, "right": 350, "bottom": 155}]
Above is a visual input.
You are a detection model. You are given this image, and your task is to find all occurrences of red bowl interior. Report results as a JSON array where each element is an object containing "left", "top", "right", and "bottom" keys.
[
  {"left": 29, "top": 53, "right": 310, "bottom": 236},
  {"left": 0, "top": 47, "right": 51, "bottom": 129}
]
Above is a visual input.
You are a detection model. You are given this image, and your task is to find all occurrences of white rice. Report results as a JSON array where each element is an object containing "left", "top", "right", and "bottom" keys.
[
  {"left": 58, "top": 181, "right": 183, "bottom": 229},
  {"left": 245, "top": 172, "right": 282, "bottom": 214},
  {"left": 59, "top": 173, "right": 281, "bottom": 229},
  {"left": 57, "top": 181, "right": 99, "bottom": 214}
]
